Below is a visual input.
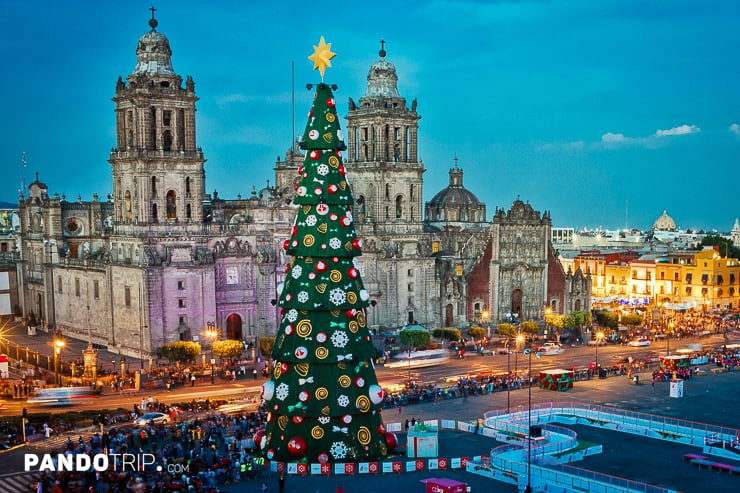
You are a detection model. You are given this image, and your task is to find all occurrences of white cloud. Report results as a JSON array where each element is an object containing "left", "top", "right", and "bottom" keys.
[
  {"left": 601, "top": 132, "right": 626, "bottom": 143},
  {"left": 729, "top": 123, "right": 740, "bottom": 134},
  {"left": 655, "top": 124, "right": 700, "bottom": 137}
]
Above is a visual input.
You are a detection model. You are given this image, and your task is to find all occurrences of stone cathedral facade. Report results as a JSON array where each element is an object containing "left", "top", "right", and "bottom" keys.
[{"left": 15, "top": 14, "right": 589, "bottom": 360}]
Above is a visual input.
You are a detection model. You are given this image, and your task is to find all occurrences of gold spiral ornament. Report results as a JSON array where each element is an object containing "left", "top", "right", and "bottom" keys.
[
  {"left": 380, "top": 443, "right": 388, "bottom": 455},
  {"left": 338, "top": 375, "right": 351, "bottom": 388},
  {"left": 303, "top": 234, "right": 315, "bottom": 247},
  {"left": 325, "top": 113, "right": 336, "bottom": 123},
  {"left": 355, "top": 395, "right": 371, "bottom": 412},
  {"left": 315, "top": 387, "right": 329, "bottom": 400},
  {"left": 357, "top": 426, "right": 371, "bottom": 445},
  {"left": 328, "top": 156, "right": 340, "bottom": 168},
  {"left": 294, "top": 363, "right": 310, "bottom": 377},
  {"left": 273, "top": 365, "right": 282, "bottom": 379},
  {"left": 347, "top": 291, "right": 357, "bottom": 304},
  {"left": 311, "top": 426, "right": 325, "bottom": 440},
  {"left": 296, "top": 320, "right": 313, "bottom": 338},
  {"left": 315, "top": 346, "right": 329, "bottom": 359},
  {"left": 348, "top": 320, "right": 359, "bottom": 333},
  {"left": 329, "top": 270, "right": 342, "bottom": 283},
  {"left": 356, "top": 311, "right": 366, "bottom": 326},
  {"left": 277, "top": 415, "right": 289, "bottom": 431}
]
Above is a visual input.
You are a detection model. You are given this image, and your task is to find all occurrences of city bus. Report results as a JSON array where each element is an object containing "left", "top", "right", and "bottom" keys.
[
  {"left": 384, "top": 349, "right": 451, "bottom": 369},
  {"left": 27, "top": 387, "right": 98, "bottom": 406}
]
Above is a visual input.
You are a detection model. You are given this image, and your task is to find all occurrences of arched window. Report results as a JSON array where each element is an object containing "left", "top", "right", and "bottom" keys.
[
  {"left": 152, "top": 203, "right": 158, "bottom": 222},
  {"left": 185, "top": 177, "right": 191, "bottom": 196},
  {"left": 151, "top": 176, "right": 157, "bottom": 197},
  {"left": 124, "top": 190, "right": 132, "bottom": 223},
  {"left": 166, "top": 190, "right": 177, "bottom": 220},
  {"left": 163, "top": 130, "right": 173, "bottom": 151},
  {"left": 395, "top": 195, "right": 404, "bottom": 219},
  {"left": 385, "top": 184, "right": 390, "bottom": 200},
  {"left": 186, "top": 203, "right": 192, "bottom": 221}
]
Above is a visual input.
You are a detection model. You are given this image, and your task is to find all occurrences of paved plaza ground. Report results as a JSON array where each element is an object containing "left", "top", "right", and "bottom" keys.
[{"left": 222, "top": 370, "right": 739, "bottom": 493}]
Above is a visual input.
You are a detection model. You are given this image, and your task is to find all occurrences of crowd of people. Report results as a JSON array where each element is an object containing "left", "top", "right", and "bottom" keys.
[{"left": 30, "top": 402, "right": 270, "bottom": 493}]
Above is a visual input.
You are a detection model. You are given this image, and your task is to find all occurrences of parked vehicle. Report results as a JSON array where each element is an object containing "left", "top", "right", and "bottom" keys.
[
  {"left": 538, "top": 343, "right": 564, "bottom": 355},
  {"left": 627, "top": 337, "right": 651, "bottom": 347}
]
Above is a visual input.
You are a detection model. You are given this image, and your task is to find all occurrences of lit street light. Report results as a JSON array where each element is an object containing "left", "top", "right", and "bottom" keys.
[
  {"left": 53, "top": 339, "right": 65, "bottom": 386},
  {"left": 206, "top": 321, "right": 218, "bottom": 384},
  {"left": 595, "top": 330, "right": 604, "bottom": 372}
]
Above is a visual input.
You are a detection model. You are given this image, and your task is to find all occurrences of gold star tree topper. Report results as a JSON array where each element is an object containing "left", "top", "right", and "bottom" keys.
[{"left": 308, "top": 36, "right": 336, "bottom": 79}]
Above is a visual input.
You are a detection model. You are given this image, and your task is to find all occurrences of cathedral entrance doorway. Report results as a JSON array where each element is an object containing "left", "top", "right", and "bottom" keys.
[
  {"left": 445, "top": 304, "right": 454, "bottom": 327},
  {"left": 225, "top": 313, "right": 242, "bottom": 340},
  {"left": 511, "top": 289, "right": 523, "bottom": 321}
]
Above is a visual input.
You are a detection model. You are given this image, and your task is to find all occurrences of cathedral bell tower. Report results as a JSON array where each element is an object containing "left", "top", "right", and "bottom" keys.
[
  {"left": 345, "top": 41, "right": 424, "bottom": 231},
  {"left": 108, "top": 9, "right": 205, "bottom": 227}
]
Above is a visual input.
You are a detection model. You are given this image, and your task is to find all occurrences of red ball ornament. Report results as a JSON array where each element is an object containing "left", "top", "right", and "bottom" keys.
[
  {"left": 284, "top": 325, "right": 294, "bottom": 335},
  {"left": 291, "top": 239, "right": 299, "bottom": 248},
  {"left": 310, "top": 150, "right": 320, "bottom": 161},
  {"left": 329, "top": 213, "right": 338, "bottom": 221},
  {"left": 314, "top": 187, "right": 323, "bottom": 195},
  {"left": 283, "top": 240, "right": 290, "bottom": 251},
  {"left": 308, "top": 272, "right": 316, "bottom": 280},
  {"left": 308, "top": 110, "right": 313, "bottom": 118},
  {"left": 342, "top": 415, "right": 352, "bottom": 424},
  {"left": 254, "top": 430, "right": 265, "bottom": 447},
  {"left": 327, "top": 184, "right": 338, "bottom": 194},
  {"left": 280, "top": 362, "right": 290, "bottom": 373},
  {"left": 326, "top": 97, "right": 336, "bottom": 108},
  {"left": 316, "top": 260, "right": 327, "bottom": 272},
  {"left": 298, "top": 390, "right": 310, "bottom": 402},
  {"left": 292, "top": 416, "right": 304, "bottom": 424},
  {"left": 291, "top": 226, "right": 298, "bottom": 237},
  {"left": 376, "top": 424, "right": 385, "bottom": 435},
  {"left": 345, "top": 309, "right": 357, "bottom": 318},
  {"left": 266, "top": 449, "right": 276, "bottom": 460},
  {"left": 318, "top": 452, "right": 329, "bottom": 463},
  {"left": 347, "top": 268, "right": 358, "bottom": 279},
  {"left": 297, "top": 166, "right": 304, "bottom": 175},
  {"left": 354, "top": 377, "right": 365, "bottom": 388},
  {"left": 340, "top": 216, "right": 351, "bottom": 227},
  {"left": 338, "top": 165, "right": 346, "bottom": 175},
  {"left": 287, "top": 437, "right": 308, "bottom": 458},
  {"left": 385, "top": 432, "right": 398, "bottom": 451},
  {"left": 352, "top": 238, "right": 362, "bottom": 250}
]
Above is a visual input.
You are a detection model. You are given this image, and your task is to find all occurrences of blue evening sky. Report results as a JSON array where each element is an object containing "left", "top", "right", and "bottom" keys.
[{"left": 2, "top": 0, "right": 739, "bottom": 232}]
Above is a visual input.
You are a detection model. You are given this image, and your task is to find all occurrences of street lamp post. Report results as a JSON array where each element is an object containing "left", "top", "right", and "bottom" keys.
[
  {"left": 595, "top": 330, "right": 604, "bottom": 371},
  {"left": 140, "top": 326, "right": 146, "bottom": 370},
  {"left": 43, "top": 239, "right": 57, "bottom": 336},
  {"left": 506, "top": 343, "right": 511, "bottom": 413},
  {"left": 206, "top": 321, "right": 218, "bottom": 384},
  {"left": 53, "top": 339, "right": 65, "bottom": 386}
]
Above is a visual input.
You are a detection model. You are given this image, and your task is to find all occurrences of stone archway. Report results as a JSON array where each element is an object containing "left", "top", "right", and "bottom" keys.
[
  {"left": 445, "top": 304, "right": 454, "bottom": 327},
  {"left": 225, "top": 313, "right": 242, "bottom": 340},
  {"left": 511, "top": 289, "right": 523, "bottom": 320}
]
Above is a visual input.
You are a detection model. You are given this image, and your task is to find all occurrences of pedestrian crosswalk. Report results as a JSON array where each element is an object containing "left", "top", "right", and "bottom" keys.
[{"left": 0, "top": 471, "right": 39, "bottom": 493}]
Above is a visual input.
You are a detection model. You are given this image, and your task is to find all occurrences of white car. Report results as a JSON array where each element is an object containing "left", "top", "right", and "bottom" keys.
[
  {"left": 627, "top": 337, "right": 651, "bottom": 347},
  {"left": 539, "top": 343, "right": 564, "bottom": 355},
  {"left": 134, "top": 412, "right": 171, "bottom": 426}
]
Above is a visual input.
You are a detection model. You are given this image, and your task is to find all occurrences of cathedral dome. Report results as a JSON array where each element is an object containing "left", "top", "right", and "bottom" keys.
[
  {"left": 652, "top": 209, "right": 677, "bottom": 231},
  {"left": 428, "top": 166, "right": 482, "bottom": 209},
  {"left": 132, "top": 16, "right": 175, "bottom": 77}
]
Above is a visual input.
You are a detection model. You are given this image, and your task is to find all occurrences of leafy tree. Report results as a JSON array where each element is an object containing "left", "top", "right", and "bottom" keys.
[
  {"left": 432, "top": 328, "right": 461, "bottom": 341},
  {"left": 700, "top": 234, "right": 740, "bottom": 258},
  {"left": 467, "top": 327, "right": 486, "bottom": 345},
  {"left": 212, "top": 339, "right": 244, "bottom": 360},
  {"left": 156, "top": 341, "right": 201, "bottom": 365},
  {"left": 570, "top": 310, "right": 592, "bottom": 328},
  {"left": 399, "top": 328, "right": 431, "bottom": 348},
  {"left": 621, "top": 313, "right": 642, "bottom": 328},
  {"left": 594, "top": 310, "right": 619, "bottom": 329},
  {"left": 259, "top": 336, "right": 274, "bottom": 358},
  {"left": 520, "top": 321, "right": 540, "bottom": 342}
]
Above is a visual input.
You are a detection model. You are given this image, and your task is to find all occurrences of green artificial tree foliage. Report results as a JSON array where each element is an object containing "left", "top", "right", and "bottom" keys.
[{"left": 261, "top": 82, "right": 390, "bottom": 464}]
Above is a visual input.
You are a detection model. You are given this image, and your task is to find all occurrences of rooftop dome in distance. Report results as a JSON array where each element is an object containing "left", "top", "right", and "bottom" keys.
[
  {"left": 364, "top": 41, "right": 401, "bottom": 99},
  {"left": 427, "top": 165, "right": 483, "bottom": 209},
  {"left": 652, "top": 209, "right": 677, "bottom": 231}
]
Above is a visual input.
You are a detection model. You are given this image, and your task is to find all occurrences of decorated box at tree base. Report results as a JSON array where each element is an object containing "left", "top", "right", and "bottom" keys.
[
  {"left": 660, "top": 355, "right": 689, "bottom": 372},
  {"left": 539, "top": 369, "right": 574, "bottom": 391},
  {"left": 420, "top": 477, "right": 467, "bottom": 493},
  {"left": 407, "top": 423, "right": 438, "bottom": 458}
]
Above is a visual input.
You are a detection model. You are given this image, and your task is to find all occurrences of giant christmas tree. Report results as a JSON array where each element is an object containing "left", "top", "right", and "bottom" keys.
[{"left": 261, "top": 38, "right": 391, "bottom": 464}]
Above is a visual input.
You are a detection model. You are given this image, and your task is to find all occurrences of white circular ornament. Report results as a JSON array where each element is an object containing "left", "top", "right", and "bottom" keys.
[
  {"left": 368, "top": 384, "right": 384, "bottom": 405},
  {"left": 262, "top": 381, "right": 275, "bottom": 400}
]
